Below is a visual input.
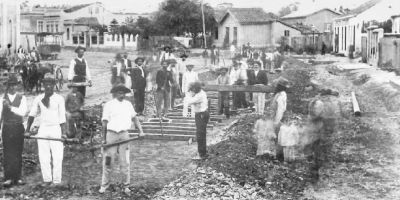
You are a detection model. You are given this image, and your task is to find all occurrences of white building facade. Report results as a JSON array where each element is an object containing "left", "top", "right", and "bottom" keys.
[
  {"left": 0, "top": 0, "right": 21, "bottom": 49},
  {"left": 333, "top": 0, "right": 400, "bottom": 56}
]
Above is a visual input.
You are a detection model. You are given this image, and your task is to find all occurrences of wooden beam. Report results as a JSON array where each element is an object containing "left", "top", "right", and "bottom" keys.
[{"left": 203, "top": 85, "right": 273, "bottom": 92}]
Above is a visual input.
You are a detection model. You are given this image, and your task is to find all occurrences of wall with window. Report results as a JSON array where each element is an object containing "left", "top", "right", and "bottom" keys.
[
  {"left": 393, "top": 16, "right": 400, "bottom": 33},
  {"left": 304, "top": 10, "right": 340, "bottom": 33}
]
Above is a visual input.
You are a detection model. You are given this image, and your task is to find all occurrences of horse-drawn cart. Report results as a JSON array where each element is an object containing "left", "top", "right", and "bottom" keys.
[{"left": 38, "top": 44, "right": 61, "bottom": 60}]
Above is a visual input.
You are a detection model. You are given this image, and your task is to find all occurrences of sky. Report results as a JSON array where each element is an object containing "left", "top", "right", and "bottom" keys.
[{"left": 26, "top": 0, "right": 371, "bottom": 14}]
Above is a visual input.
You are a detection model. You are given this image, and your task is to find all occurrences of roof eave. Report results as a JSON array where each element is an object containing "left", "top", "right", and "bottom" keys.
[
  {"left": 239, "top": 21, "right": 272, "bottom": 25},
  {"left": 281, "top": 16, "right": 306, "bottom": 20},
  {"left": 335, "top": 14, "right": 356, "bottom": 21}
]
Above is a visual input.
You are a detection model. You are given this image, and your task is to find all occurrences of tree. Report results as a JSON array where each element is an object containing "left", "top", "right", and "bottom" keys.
[
  {"left": 153, "top": 0, "right": 216, "bottom": 37},
  {"left": 278, "top": 2, "right": 299, "bottom": 17}
]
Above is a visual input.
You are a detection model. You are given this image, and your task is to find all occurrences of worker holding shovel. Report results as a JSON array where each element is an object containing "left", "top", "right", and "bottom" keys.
[
  {"left": 25, "top": 73, "right": 68, "bottom": 187},
  {"left": 99, "top": 84, "right": 144, "bottom": 194},
  {"left": 0, "top": 74, "right": 28, "bottom": 187}
]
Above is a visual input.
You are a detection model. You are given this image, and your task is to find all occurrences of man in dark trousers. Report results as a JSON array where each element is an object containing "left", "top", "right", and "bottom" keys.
[
  {"left": 131, "top": 57, "right": 147, "bottom": 115},
  {"left": 155, "top": 60, "right": 175, "bottom": 118},
  {"left": 0, "top": 74, "right": 27, "bottom": 187},
  {"left": 247, "top": 61, "right": 268, "bottom": 114},
  {"left": 185, "top": 82, "right": 209, "bottom": 160},
  {"left": 67, "top": 46, "right": 92, "bottom": 98}
]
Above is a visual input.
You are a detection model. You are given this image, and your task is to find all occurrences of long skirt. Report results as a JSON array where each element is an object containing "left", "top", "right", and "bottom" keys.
[{"left": 2, "top": 123, "right": 25, "bottom": 182}]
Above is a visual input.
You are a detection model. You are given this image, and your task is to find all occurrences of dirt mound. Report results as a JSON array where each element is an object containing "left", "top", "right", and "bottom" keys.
[
  {"left": 362, "top": 81, "right": 400, "bottom": 112},
  {"left": 201, "top": 114, "right": 312, "bottom": 199}
]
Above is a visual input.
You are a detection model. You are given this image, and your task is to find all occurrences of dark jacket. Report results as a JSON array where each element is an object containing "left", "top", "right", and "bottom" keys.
[
  {"left": 247, "top": 70, "right": 268, "bottom": 85},
  {"left": 131, "top": 66, "right": 147, "bottom": 90},
  {"left": 156, "top": 69, "right": 174, "bottom": 91}
]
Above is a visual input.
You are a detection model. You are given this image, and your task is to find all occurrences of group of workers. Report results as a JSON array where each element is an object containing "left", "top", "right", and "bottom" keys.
[
  {"left": 0, "top": 42, "right": 331, "bottom": 194},
  {"left": 0, "top": 45, "right": 211, "bottom": 194}
]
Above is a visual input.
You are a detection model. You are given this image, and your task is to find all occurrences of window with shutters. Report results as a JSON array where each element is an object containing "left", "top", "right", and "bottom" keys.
[{"left": 284, "top": 30, "right": 290, "bottom": 36}]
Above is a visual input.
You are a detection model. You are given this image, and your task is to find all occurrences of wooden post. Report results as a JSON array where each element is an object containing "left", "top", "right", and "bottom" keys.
[{"left": 351, "top": 91, "right": 361, "bottom": 116}]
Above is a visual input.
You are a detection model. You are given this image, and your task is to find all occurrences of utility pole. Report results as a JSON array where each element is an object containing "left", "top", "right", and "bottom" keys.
[{"left": 201, "top": 0, "right": 207, "bottom": 49}]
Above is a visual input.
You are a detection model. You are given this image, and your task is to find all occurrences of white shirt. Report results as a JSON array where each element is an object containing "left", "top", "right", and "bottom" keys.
[
  {"left": 229, "top": 68, "right": 247, "bottom": 85},
  {"left": 186, "top": 90, "right": 208, "bottom": 113},
  {"left": 68, "top": 57, "right": 92, "bottom": 81},
  {"left": 230, "top": 45, "right": 235, "bottom": 52},
  {"left": 0, "top": 93, "right": 27, "bottom": 122},
  {"left": 254, "top": 70, "right": 259, "bottom": 77},
  {"left": 161, "top": 51, "right": 175, "bottom": 61},
  {"left": 29, "top": 93, "right": 66, "bottom": 126},
  {"left": 136, "top": 65, "right": 144, "bottom": 77},
  {"left": 177, "top": 60, "right": 187, "bottom": 74},
  {"left": 182, "top": 71, "right": 199, "bottom": 93},
  {"left": 102, "top": 99, "right": 137, "bottom": 132},
  {"left": 273, "top": 91, "right": 287, "bottom": 124},
  {"left": 113, "top": 62, "right": 123, "bottom": 76}
]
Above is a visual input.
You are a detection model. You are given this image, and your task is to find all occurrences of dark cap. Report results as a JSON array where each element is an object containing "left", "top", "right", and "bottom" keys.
[
  {"left": 110, "top": 85, "right": 131, "bottom": 94},
  {"left": 74, "top": 46, "right": 86, "bottom": 53},
  {"left": 135, "top": 57, "right": 145, "bottom": 64}
]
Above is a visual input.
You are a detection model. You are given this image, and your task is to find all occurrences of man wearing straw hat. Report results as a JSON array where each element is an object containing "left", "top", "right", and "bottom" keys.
[
  {"left": 131, "top": 57, "right": 147, "bottom": 115},
  {"left": 68, "top": 46, "right": 92, "bottom": 98},
  {"left": 26, "top": 73, "right": 67, "bottom": 187},
  {"left": 0, "top": 74, "right": 27, "bottom": 187},
  {"left": 99, "top": 84, "right": 144, "bottom": 194}
]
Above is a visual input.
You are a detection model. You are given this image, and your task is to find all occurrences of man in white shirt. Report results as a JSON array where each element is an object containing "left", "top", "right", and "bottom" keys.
[
  {"left": 30, "top": 47, "right": 40, "bottom": 63},
  {"left": 185, "top": 82, "right": 209, "bottom": 160},
  {"left": 177, "top": 54, "right": 188, "bottom": 94},
  {"left": 67, "top": 46, "right": 92, "bottom": 98},
  {"left": 160, "top": 46, "right": 175, "bottom": 61},
  {"left": 182, "top": 64, "right": 199, "bottom": 117},
  {"left": 99, "top": 85, "right": 144, "bottom": 194},
  {"left": 26, "top": 73, "right": 67, "bottom": 187},
  {"left": 229, "top": 61, "right": 248, "bottom": 109},
  {"left": 0, "top": 75, "right": 27, "bottom": 187},
  {"left": 17, "top": 45, "right": 26, "bottom": 60},
  {"left": 123, "top": 52, "right": 132, "bottom": 91}
]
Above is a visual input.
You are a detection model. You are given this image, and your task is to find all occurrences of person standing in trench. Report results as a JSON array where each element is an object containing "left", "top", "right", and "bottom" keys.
[
  {"left": 270, "top": 77, "right": 290, "bottom": 161},
  {"left": 186, "top": 82, "right": 209, "bottom": 160}
]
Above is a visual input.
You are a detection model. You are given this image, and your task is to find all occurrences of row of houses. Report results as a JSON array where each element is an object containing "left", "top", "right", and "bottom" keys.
[
  {"left": 212, "top": 0, "right": 400, "bottom": 62},
  {"left": 212, "top": 5, "right": 341, "bottom": 52},
  {"left": 1, "top": 1, "right": 147, "bottom": 51}
]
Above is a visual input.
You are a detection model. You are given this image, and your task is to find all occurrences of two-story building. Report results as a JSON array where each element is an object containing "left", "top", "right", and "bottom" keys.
[
  {"left": 0, "top": 0, "right": 21, "bottom": 50},
  {"left": 20, "top": 6, "right": 63, "bottom": 49}
]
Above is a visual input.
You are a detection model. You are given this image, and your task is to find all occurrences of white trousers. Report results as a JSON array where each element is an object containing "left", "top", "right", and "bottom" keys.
[
  {"left": 124, "top": 74, "right": 132, "bottom": 91},
  {"left": 37, "top": 125, "right": 64, "bottom": 184},
  {"left": 253, "top": 93, "right": 265, "bottom": 115}
]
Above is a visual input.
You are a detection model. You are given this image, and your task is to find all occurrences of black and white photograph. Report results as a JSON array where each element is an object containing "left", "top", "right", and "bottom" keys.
[{"left": 0, "top": 0, "right": 399, "bottom": 199}]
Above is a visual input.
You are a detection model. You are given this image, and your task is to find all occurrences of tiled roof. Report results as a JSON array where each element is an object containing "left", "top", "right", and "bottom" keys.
[
  {"left": 73, "top": 17, "right": 100, "bottom": 26},
  {"left": 289, "top": 23, "right": 321, "bottom": 34},
  {"left": 341, "top": 0, "right": 382, "bottom": 17},
  {"left": 64, "top": 3, "right": 92, "bottom": 13},
  {"left": 282, "top": 8, "right": 340, "bottom": 19},
  {"left": 220, "top": 8, "right": 277, "bottom": 25},
  {"left": 214, "top": 9, "right": 226, "bottom": 23}
]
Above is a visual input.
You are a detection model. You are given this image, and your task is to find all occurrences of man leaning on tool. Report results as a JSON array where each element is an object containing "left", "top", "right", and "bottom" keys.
[
  {"left": 99, "top": 84, "right": 144, "bottom": 194},
  {"left": 25, "top": 73, "right": 67, "bottom": 187},
  {"left": 68, "top": 46, "right": 92, "bottom": 98},
  {"left": 0, "top": 74, "right": 28, "bottom": 187}
]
